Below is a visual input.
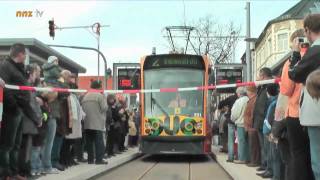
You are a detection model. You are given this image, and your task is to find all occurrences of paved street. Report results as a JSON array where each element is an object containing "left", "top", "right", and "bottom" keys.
[{"left": 95, "top": 155, "right": 231, "bottom": 180}]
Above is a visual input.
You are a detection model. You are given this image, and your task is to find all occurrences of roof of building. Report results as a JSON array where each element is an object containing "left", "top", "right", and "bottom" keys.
[
  {"left": 255, "top": 0, "right": 320, "bottom": 47},
  {"left": 0, "top": 38, "right": 86, "bottom": 73}
]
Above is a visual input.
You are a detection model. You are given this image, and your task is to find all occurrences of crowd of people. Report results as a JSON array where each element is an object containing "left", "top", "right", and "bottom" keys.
[
  {"left": 214, "top": 13, "right": 320, "bottom": 180},
  {"left": 0, "top": 45, "right": 140, "bottom": 180}
]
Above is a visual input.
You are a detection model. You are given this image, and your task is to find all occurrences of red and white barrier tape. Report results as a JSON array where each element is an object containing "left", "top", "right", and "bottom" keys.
[{"left": 2, "top": 78, "right": 280, "bottom": 94}]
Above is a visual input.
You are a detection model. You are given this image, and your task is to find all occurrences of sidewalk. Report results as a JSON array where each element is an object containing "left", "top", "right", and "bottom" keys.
[
  {"left": 38, "top": 147, "right": 140, "bottom": 180},
  {"left": 212, "top": 145, "right": 268, "bottom": 180}
]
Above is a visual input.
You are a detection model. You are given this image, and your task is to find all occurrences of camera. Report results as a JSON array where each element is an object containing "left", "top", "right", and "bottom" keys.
[{"left": 298, "top": 37, "right": 307, "bottom": 43}]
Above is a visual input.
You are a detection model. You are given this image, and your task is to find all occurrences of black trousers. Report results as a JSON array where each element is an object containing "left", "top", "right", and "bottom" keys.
[
  {"left": 128, "top": 136, "right": 138, "bottom": 146},
  {"left": 0, "top": 111, "right": 23, "bottom": 177},
  {"left": 85, "top": 130, "right": 105, "bottom": 163},
  {"left": 285, "top": 117, "right": 314, "bottom": 180},
  {"left": 18, "top": 134, "right": 33, "bottom": 176},
  {"left": 106, "top": 126, "right": 115, "bottom": 155},
  {"left": 248, "top": 129, "right": 261, "bottom": 165},
  {"left": 60, "top": 139, "right": 76, "bottom": 166},
  {"left": 74, "top": 138, "right": 84, "bottom": 161},
  {"left": 119, "top": 133, "right": 126, "bottom": 151}
]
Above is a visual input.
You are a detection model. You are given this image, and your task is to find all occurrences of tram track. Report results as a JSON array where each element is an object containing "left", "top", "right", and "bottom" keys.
[
  {"left": 95, "top": 154, "right": 231, "bottom": 180},
  {"left": 137, "top": 161, "right": 159, "bottom": 180}
]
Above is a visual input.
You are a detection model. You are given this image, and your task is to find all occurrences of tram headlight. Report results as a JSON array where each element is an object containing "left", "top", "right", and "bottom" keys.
[
  {"left": 145, "top": 122, "right": 151, "bottom": 129},
  {"left": 196, "top": 122, "right": 203, "bottom": 129},
  {"left": 185, "top": 122, "right": 194, "bottom": 131}
]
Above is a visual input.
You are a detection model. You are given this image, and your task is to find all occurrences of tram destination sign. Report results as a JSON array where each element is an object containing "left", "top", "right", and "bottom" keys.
[
  {"left": 117, "top": 68, "right": 141, "bottom": 90},
  {"left": 215, "top": 68, "right": 243, "bottom": 93},
  {"left": 144, "top": 55, "right": 205, "bottom": 69},
  {"left": 216, "top": 68, "right": 242, "bottom": 84}
]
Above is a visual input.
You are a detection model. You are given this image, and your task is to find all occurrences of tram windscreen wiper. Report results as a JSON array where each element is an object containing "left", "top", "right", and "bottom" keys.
[{"left": 151, "top": 97, "right": 170, "bottom": 118}]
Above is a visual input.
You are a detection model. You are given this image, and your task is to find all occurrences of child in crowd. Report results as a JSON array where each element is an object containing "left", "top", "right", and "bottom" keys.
[
  {"left": 128, "top": 112, "right": 137, "bottom": 147},
  {"left": 42, "top": 56, "right": 61, "bottom": 84}
]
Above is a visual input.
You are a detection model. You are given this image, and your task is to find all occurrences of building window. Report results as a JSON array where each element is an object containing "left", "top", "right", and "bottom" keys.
[
  {"left": 268, "top": 38, "right": 272, "bottom": 56},
  {"left": 277, "top": 33, "right": 288, "bottom": 52}
]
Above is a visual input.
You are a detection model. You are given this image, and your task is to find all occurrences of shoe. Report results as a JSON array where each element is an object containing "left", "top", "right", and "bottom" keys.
[
  {"left": 12, "top": 175, "right": 27, "bottom": 180},
  {"left": 261, "top": 171, "right": 273, "bottom": 178},
  {"left": 256, "top": 171, "right": 266, "bottom": 176},
  {"left": 233, "top": 160, "right": 246, "bottom": 164},
  {"left": 88, "top": 161, "right": 94, "bottom": 164},
  {"left": 77, "top": 158, "right": 87, "bottom": 163},
  {"left": 53, "top": 163, "right": 65, "bottom": 171},
  {"left": 43, "top": 168, "right": 60, "bottom": 174},
  {"left": 226, "top": 159, "right": 233, "bottom": 163},
  {"left": 71, "top": 160, "right": 79, "bottom": 166},
  {"left": 246, "top": 163, "right": 259, "bottom": 167},
  {"left": 219, "top": 149, "right": 228, "bottom": 153},
  {"left": 95, "top": 160, "right": 108, "bottom": 165},
  {"left": 256, "top": 167, "right": 266, "bottom": 171}
]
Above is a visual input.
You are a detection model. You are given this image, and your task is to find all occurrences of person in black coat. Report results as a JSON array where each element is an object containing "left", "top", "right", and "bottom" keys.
[
  {"left": 252, "top": 67, "right": 273, "bottom": 172},
  {"left": 18, "top": 64, "right": 43, "bottom": 177},
  {"left": 0, "top": 43, "right": 38, "bottom": 179},
  {"left": 106, "top": 94, "right": 117, "bottom": 157}
]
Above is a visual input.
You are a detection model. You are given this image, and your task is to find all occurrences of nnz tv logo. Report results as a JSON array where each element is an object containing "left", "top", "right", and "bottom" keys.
[{"left": 16, "top": 9, "right": 44, "bottom": 18}]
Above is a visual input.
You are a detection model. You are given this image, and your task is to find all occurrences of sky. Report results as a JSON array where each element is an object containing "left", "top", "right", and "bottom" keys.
[{"left": 0, "top": 0, "right": 299, "bottom": 75}]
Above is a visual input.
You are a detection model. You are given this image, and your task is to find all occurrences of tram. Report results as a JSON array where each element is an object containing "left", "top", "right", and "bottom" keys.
[{"left": 139, "top": 54, "right": 212, "bottom": 154}]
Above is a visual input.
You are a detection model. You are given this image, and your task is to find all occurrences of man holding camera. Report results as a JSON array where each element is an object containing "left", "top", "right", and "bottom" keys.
[{"left": 288, "top": 14, "right": 320, "bottom": 180}]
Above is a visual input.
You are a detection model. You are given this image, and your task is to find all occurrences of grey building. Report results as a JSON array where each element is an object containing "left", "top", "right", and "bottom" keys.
[{"left": 0, "top": 38, "right": 86, "bottom": 75}]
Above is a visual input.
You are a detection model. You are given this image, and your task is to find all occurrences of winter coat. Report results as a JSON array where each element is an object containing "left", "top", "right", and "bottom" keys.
[
  {"left": 263, "top": 96, "right": 277, "bottom": 135},
  {"left": 22, "top": 92, "right": 42, "bottom": 135},
  {"left": 0, "top": 57, "right": 37, "bottom": 121},
  {"left": 106, "top": 107, "right": 112, "bottom": 131},
  {"left": 42, "top": 63, "right": 61, "bottom": 83},
  {"left": 128, "top": 117, "right": 137, "bottom": 136},
  {"left": 66, "top": 94, "right": 85, "bottom": 139},
  {"left": 288, "top": 39, "right": 320, "bottom": 126},
  {"left": 279, "top": 60, "right": 302, "bottom": 118},
  {"left": 231, "top": 96, "right": 249, "bottom": 127},
  {"left": 244, "top": 95, "right": 257, "bottom": 131},
  {"left": 252, "top": 85, "right": 269, "bottom": 131},
  {"left": 82, "top": 92, "right": 107, "bottom": 131}
]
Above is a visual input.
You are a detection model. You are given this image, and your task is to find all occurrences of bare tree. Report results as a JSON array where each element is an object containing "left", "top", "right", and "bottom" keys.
[
  {"left": 164, "top": 15, "right": 241, "bottom": 64},
  {"left": 191, "top": 15, "right": 241, "bottom": 63}
]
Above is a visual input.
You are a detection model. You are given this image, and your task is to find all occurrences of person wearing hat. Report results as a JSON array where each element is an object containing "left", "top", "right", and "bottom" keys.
[{"left": 42, "top": 56, "right": 61, "bottom": 84}]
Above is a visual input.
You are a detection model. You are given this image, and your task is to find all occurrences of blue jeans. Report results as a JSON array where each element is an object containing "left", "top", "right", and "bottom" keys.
[
  {"left": 237, "top": 127, "right": 249, "bottom": 162},
  {"left": 31, "top": 146, "right": 42, "bottom": 173},
  {"left": 258, "top": 131, "right": 266, "bottom": 168},
  {"left": 41, "top": 118, "right": 56, "bottom": 171},
  {"left": 228, "top": 124, "right": 235, "bottom": 161},
  {"left": 308, "top": 127, "right": 320, "bottom": 180},
  {"left": 51, "top": 133, "right": 64, "bottom": 166},
  {"left": 265, "top": 136, "right": 272, "bottom": 173},
  {"left": 271, "top": 142, "right": 285, "bottom": 180}
]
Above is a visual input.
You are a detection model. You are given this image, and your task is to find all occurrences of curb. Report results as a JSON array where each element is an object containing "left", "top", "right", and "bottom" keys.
[
  {"left": 38, "top": 149, "right": 142, "bottom": 180},
  {"left": 211, "top": 146, "right": 264, "bottom": 180},
  {"left": 73, "top": 152, "right": 142, "bottom": 180},
  {"left": 87, "top": 153, "right": 143, "bottom": 180},
  {"left": 210, "top": 151, "right": 234, "bottom": 180}
]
